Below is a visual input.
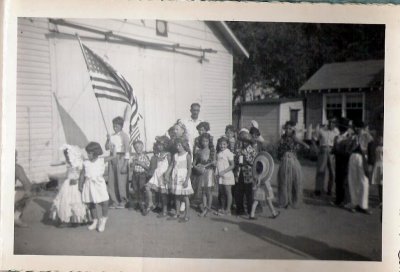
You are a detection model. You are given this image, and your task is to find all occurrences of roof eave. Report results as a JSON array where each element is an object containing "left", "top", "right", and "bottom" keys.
[{"left": 212, "top": 21, "right": 250, "bottom": 58}]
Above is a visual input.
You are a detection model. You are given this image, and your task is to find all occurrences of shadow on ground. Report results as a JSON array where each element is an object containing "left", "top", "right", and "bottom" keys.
[{"left": 212, "top": 217, "right": 371, "bottom": 261}]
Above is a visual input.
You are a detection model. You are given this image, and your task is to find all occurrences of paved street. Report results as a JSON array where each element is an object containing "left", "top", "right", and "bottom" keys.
[{"left": 14, "top": 163, "right": 382, "bottom": 260}]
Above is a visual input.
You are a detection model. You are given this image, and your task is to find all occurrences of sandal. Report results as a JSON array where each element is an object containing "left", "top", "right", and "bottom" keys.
[
  {"left": 199, "top": 209, "right": 208, "bottom": 217},
  {"left": 270, "top": 211, "right": 280, "bottom": 219},
  {"left": 142, "top": 208, "right": 151, "bottom": 216}
]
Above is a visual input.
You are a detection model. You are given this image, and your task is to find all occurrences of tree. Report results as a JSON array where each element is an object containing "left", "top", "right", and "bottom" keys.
[{"left": 228, "top": 22, "right": 385, "bottom": 103}]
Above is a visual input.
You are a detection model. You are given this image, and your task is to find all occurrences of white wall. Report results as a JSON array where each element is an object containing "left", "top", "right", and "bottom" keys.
[
  {"left": 279, "top": 100, "right": 305, "bottom": 139},
  {"left": 17, "top": 18, "right": 53, "bottom": 181},
  {"left": 16, "top": 18, "right": 234, "bottom": 182}
]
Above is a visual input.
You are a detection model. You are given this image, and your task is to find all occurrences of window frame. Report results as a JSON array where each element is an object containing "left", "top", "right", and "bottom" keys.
[{"left": 322, "top": 92, "right": 365, "bottom": 124}]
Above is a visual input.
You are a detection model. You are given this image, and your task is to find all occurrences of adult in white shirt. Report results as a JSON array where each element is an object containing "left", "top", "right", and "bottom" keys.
[
  {"left": 313, "top": 118, "right": 340, "bottom": 196},
  {"left": 105, "top": 116, "right": 130, "bottom": 209},
  {"left": 182, "top": 103, "right": 203, "bottom": 152}
]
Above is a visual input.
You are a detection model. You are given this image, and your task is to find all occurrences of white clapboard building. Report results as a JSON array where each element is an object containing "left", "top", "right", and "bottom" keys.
[{"left": 17, "top": 18, "right": 248, "bottom": 182}]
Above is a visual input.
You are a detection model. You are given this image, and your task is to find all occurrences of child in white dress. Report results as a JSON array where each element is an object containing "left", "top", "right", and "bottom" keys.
[
  {"left": 166, "top": 137, "right": 194, "bottom": 221},
  {"left": 216, "top": 136, "right": 235, "bottom": 216},
  {"left": 79, "top": 142, "right": 114, "bottom": 232},
  {"left": 146, "top": 136, "right": 172, "bottom": 217},
  {"left": 50, "top": 145, "right": 90, "bottom": 226}
]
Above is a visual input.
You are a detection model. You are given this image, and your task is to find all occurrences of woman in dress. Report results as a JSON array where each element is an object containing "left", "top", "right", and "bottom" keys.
[
  {"left": 347, "top": 121, "right": 372, "bottom": 214},
  {"left": 277, "top": 121, "right": 310, "bottom": 209}
]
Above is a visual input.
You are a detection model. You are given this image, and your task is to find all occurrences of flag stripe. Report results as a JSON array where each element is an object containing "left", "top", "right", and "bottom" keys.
[
  {"left": 93, "top": 88, "right": 131, "bottom": 104},
  {"left": 95, "top": 93, "right": 131, "bottom": 104},
  {"left": 93, "top": 85, "right": 129, "bottom": 98},
  {"left": 91, "top": 76, "right": 121, "bottom": 88}
]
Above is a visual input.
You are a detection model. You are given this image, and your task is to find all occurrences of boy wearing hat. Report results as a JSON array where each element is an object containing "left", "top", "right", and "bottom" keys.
[{"left": 105, "top": 116, "right": 130, "bottom": 209}]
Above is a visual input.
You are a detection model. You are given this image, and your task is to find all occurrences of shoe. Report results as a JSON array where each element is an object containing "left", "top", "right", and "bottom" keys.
[
  {"left": 157, "top": 212, "right": 167, "bottom": 218},
  {"left": 116, "top": 203, "right": 126, "bottom": 209},
  {"left": 88, "top": 219, "right": 98, "bottom": 231},
  {"left": 142, "top": 208, "right": 151, "bottom": 216},
  {"left": 97, "top": 217, "right": 107, "bottom": 232},
  {"left": 109, "top": 203, "right": 118, "bottom": 209},
  {"left": 270, "top": 211, "right": 280, "bottom": 219},
  {"left": 358, "top": 208, "right": 372, "bottom": 215},
  {"left": 167, "top": 214, "right": 179, "bottom": 220},
  {"left": 199, "top": 208, "right": 208, "bottom": 217},
  {"left": 14, "top": 218, "right": 28, "bottom": 228},
  {"left": 249, "top": 216, "right": 257, "bottom": 220},
  {"left": 179, "top": 216, "right": 189, "bottom": 223}
]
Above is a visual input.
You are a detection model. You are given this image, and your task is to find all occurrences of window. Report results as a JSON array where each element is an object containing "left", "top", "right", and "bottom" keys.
[
  {"left": 323, "top": 93, "right": 364, "bottom": 123},
  {"left": 326, "top": 94, "right": 342, "bottom": 121},
  {"left": 290, "top": 109, "right": 300, "bottom": 124},
  {"left": 346, "top": 94, "right": 363, "bottom": 124}
]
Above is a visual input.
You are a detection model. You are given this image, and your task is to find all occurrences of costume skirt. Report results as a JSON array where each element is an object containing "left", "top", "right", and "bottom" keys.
[
  {"left": 50, "top": 179, "right": 90, "bottom": 223},
  {"left": 278, "top": 152, "right": 303, "bottom": 208}
]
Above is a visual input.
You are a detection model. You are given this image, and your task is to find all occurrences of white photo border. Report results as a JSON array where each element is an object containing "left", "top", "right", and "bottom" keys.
[{"left": 2, "top": 1, "right": 400, "bottom": 271}]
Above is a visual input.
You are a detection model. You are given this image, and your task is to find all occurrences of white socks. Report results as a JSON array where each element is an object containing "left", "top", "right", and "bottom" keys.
[
  {"left": 180, "top": 202, "right": 186, "bottom": 212},
  {"left": 88, "top": 217, "right": 108, "bottom": 232},
  {"left": 88, "top": 219, "right": 98, "bottom": 230},
  {"left": 97, "top": 217, "right": 108, "bottom": 232}
]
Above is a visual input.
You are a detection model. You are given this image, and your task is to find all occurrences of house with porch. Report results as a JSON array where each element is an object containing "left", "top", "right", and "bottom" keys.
[{"left": 299, "top": 59, "right": 384, "bottom": 135}]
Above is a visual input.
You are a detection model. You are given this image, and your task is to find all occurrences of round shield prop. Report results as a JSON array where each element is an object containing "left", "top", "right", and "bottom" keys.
[{"left": 252, "top": 151, "right": 275, "bottom": 183}]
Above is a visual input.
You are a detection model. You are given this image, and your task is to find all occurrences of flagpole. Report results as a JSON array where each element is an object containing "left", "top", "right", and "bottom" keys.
[{"left": 76, "top": 33, "right": 109, "bottom": 135}]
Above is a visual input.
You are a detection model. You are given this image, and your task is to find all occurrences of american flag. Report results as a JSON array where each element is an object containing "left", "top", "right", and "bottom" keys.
[{"left": 79, "top": 42, "right": 141, "bottom": 143}]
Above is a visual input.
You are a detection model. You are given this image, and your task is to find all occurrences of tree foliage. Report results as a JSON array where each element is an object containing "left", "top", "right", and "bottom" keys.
[{"left": 228, "top": 22, "right": 385, "bottom": 100}]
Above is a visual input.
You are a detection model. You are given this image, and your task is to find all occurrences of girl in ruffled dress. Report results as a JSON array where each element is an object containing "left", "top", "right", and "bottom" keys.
[
  {"left": 146, "top": 136, "right": 172, "bottom": 217},
  {"left": 79, "top": 142, "right": 114, "bottom": 232},
  {"left": 167, "top": 138, "right": 194, "bottom": 221},
  {"left": 50, "top": 145, "right": 90, "bottom": 226}
]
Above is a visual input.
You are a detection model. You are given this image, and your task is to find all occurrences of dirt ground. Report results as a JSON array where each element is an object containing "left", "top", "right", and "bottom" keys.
[{"left": 14, "top": 163, "right": 382, "bottom": 260}]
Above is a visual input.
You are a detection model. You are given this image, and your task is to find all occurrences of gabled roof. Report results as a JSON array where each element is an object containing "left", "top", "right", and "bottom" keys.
[{"left": 299, "top": 60, "right": 384, "bottom": 93}]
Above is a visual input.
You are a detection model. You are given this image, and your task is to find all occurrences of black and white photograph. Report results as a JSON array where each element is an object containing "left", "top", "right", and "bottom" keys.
[
  {"left": 2, "top": 1, "right": 400, "bottom": 272},
  {"left": 12, "top": 17, "right": 384, "bottom": 260}
]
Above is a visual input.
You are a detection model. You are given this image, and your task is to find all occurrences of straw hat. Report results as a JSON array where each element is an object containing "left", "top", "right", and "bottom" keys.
[{"left": 252, "top": 151, "right": 275, "bottom": 183}]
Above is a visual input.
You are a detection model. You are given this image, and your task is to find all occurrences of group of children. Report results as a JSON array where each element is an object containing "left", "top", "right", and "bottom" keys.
[{"left": 49, "top": 116, "right": 280, "bottom": 233}]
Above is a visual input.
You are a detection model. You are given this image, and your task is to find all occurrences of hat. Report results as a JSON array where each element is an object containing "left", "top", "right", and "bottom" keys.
[
  {"left": 252, "top": 151, "right": 275, "bottom": 183},
  {"left": 238, "top": 131, "right": 254, "bottom": 144},
  {"left": 250, "top": 120, "right": 259, "bottom": 129}
]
